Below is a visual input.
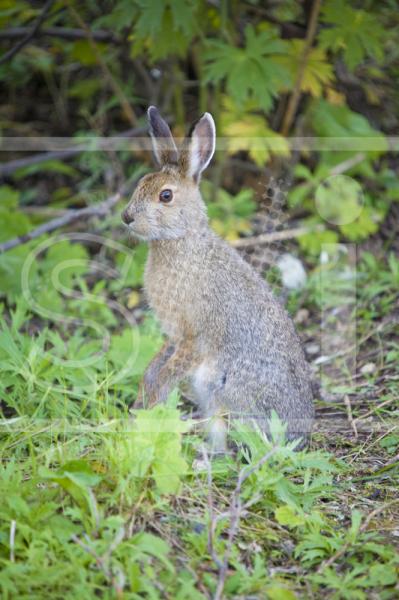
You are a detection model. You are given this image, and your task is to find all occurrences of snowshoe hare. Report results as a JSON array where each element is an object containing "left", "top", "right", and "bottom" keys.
[{"left": 122, "top": 107, "right": 314, "bottom": 450}]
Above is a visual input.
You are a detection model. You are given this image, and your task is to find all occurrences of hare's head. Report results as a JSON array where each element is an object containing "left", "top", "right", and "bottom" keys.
[{"left": 122, "top": 106, "right": 215, "bottom": 241}]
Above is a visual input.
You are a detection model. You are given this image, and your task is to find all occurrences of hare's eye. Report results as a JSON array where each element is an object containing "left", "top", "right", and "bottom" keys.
[{"left": 159, "top": 189, "right": 173, "bottom": 203}]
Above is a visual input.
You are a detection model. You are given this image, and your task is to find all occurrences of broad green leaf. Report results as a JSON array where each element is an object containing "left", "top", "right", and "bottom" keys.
[
  {"left": 299, "top": 226, "right": 339, "bottom": 256},
  {"left": 39, "top": 460, "right": 101, "bottom": 515},
  {"left": 275, "top": 505, "right": 305, "bottom": 528},
  {"left": 204, "top": 25, "right": 292, "bottom": 110},
  {"left": 278, "top": 41, "right": 334, "bottom": 97},
  {"left": 267, "top": 585, "right": 297, "bottom": 600},
  {"left": 319, "top": 0, "right": 385, "bottom": 71},
  {"left": 132, "top": 0, "right": 198, "bottom": 59},
  {"left": 221, "top": 98, "right": 289, "bottom": 166}
]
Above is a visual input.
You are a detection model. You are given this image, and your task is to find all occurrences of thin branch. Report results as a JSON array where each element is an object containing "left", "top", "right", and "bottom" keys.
[
  {"left": 0, "top": 26, "right": 119, "bottom": 43},
  {"left": 344, "top": 394, "right": 358, "bottom": 440},
  {"left": 71, "top": 527, "right": 126, "bottom": 595},
  {"left": 0, "top": 148, "right": 83, "bottom": 178},
  {"left": 205, "top": 446, "right": 278, "bottom": 600},
  {"left": 0, "top": 126, "right": 146, "bottom": 178},
  {"left": 202, "top": 447, "right": 224, "bottom": 571},
  {"left": 231, "top": 224, "right": 324, "bottom": 248},
  {"left": 9, "top": 520, "right": 16, "bottom": 562},
  {"left": 71, "top": 533, "right": 110, "bottom": 576},
  {"left": 0, "top": 0, "right": 54, "bottom": 66},
  {"left": 353, "top": 395, "right": 398, "bottom": 424},
  {"left": 132, "top": 57, "right": 158, "bottom": 104},
  {"left": 280, "top": 0, "right": 322, "bottom": 136},
  {"left": 0, "top": 189, "right": 125, "bottom": 254},
  {"left": 329, "top": 152, "right": 365, "bottom": 176}
]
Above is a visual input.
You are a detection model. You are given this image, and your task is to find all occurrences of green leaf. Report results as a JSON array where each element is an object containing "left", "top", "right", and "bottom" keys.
[
  {"left": 40, "top": 459, "right": 101, "bottom": 487},
  {"left": 0, "top": 184, "right": 20, "bottom": 208},
  {"left": 130, "top": 406, "right": 191, "bottom": 494},
  {"left": 70, "top": 40, "right": 105, "bottom": 67},
  {"left": 267, "top": 585, "right": 297, "bottom": 600},
  {"left": 319, "top": 0, "right": 385, "bottom": 70},
  {"left": 299, "top": 226, "right": 339, "bottom": 256},
  {"left": 339, "top": 206, "right": 380, "bottom": 241},
  {"left": 68, "top": 78, "right": 103, "bottom": 100},
  {"left": 309, "top": 99, "right": 387, "bottom": 147},
  {"left": 275, "top": 505, "right": 305, "bottom": 528},
  {"left": 204, "top": 25, "right": 292, "bottom": 110},
  {"left": 108, "top": 328, "right": 161, "bottom": 375},
  {"left": 278, "top": 41, "right": 334, "bottom": 97},
  {"left": 132, "top": 0, "right": 198, "bottom": 59},
  {"left": 111, "top": 243, "right": 148, "bottom": 291},
  {"left": 39, "top": 460, "right": 101, "bottom": 515},
  {"left": 41, "top": 239, "right": 89, "bottom": 289},
  {"left": 220, "top": 97, "right": 289, "bottom": 166},
  {"left": 363, "top": 564, "right": 397, "bottom": 587}
]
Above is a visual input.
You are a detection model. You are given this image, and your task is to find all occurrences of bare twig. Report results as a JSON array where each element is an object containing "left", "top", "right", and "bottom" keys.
[
  {"left": 329, "top": 152, "right": 365, "bottom": 176},
  {"left": 71, "top": 527, "right": 126, "bottom": 595},
  {"left": 353, "top": 396, "right": 398, "bottom": 424},
  {"left": 231, "top": 225, "right": 324, "bottom": 248},
  {"left": 0, "top": 26, "right": 119, "bottom": 43},
  {"left": 132, "top": 58, "right": 159, "bottom": 104},
  {"left": 0, "top": 0, "right": 54, "bottom": 66},
  {"left": 9, "top": 520, "right": 16, "bottom": 562},
  {"left": 72, "top": 533, "right": 110, "bottom": 575},
  {"left": 280, "top": 0, "right": 322, "bottom": 136},
  {"left": 205, "top": 446, "right": 278, "bottom": 600},
  {"left": 0, "top": 189, "right": 124, "bottom": 254},
  {"left": 0, "top": 148, "right": 80, "bottom": 178},
  {"left": 344, "top": 394, "right": 358, "bottom": 440},
  {"left": 0, "top": 126, "right": 146, "bottom": 178},
  {"left": 202, "top": 448, "right": 224, "bottom": 571}
]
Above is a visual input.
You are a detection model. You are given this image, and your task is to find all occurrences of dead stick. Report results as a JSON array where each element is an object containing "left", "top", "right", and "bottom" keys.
[
  {"left": 280, "top": 0, "right": 322, "bottom": 136},
  {"left": 231, "top": 225, "right": 324, "bottom": 248},
  {"left": 0, "top": 126, "right": 146, "bottom": 178},
  {"left": 344, "top": 394, "right": 358, "bottom": 440},
  {"left": 0, "top": 190, "right": 124, "bottom": 253},
  {"left": 0, "top": 26, "right": 119, "bottom": 43},
  {"left": 209, "top": 447, "right": 278, "bottom": 600},
  {"left": 0, "top": 0, "right": 54, "bottom": 65}
]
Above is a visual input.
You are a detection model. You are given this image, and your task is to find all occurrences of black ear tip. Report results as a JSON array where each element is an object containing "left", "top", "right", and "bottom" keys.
[
  {"left": 201, "top": 112, "right": 216, "bottom": 131},
  {"left": 189, "top": 112, "right": 216, "bottom": 137},
  {"left": 147, "top": 105, "right": 159, "bottom": 120}
]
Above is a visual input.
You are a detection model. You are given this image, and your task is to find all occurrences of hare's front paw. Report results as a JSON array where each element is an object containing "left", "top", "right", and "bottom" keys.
[{"left": 131, "top": 379, "right": 167, "bottom": 410}]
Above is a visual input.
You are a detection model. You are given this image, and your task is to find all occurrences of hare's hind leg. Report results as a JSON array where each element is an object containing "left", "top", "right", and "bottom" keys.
[
  {"left": 133, "top": 341, "right": 175, "bottom": 409},
  {"left": 140, "top": 339, "right": 199, "bottom": 408}
]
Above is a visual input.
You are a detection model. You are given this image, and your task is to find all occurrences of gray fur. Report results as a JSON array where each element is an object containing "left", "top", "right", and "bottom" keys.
[{"left": 122, "top": 107, "right": 314, "bottom": 449}]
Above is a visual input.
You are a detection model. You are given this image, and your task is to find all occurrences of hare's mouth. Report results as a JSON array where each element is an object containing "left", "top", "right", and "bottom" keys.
[{"left": 126, "top": 226, "right": 148, "bottom": 242}]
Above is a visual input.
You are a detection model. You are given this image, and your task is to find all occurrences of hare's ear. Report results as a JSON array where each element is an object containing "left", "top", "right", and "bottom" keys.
[
  {"left": 181, "top": 112, "right": 215, "bottom": 181},
  {"left": 147, "top": 106, "right": 178, "bottom": 166}
]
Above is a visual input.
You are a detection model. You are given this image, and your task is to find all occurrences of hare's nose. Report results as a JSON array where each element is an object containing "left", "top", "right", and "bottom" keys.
[{"left": 121, "top": 208, "right": 134, "bottom": 225}]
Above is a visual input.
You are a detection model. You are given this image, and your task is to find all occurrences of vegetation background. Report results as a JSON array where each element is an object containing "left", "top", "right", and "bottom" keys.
[{"left": 0, "top": 0, "right": 398, "bottom": 598}]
